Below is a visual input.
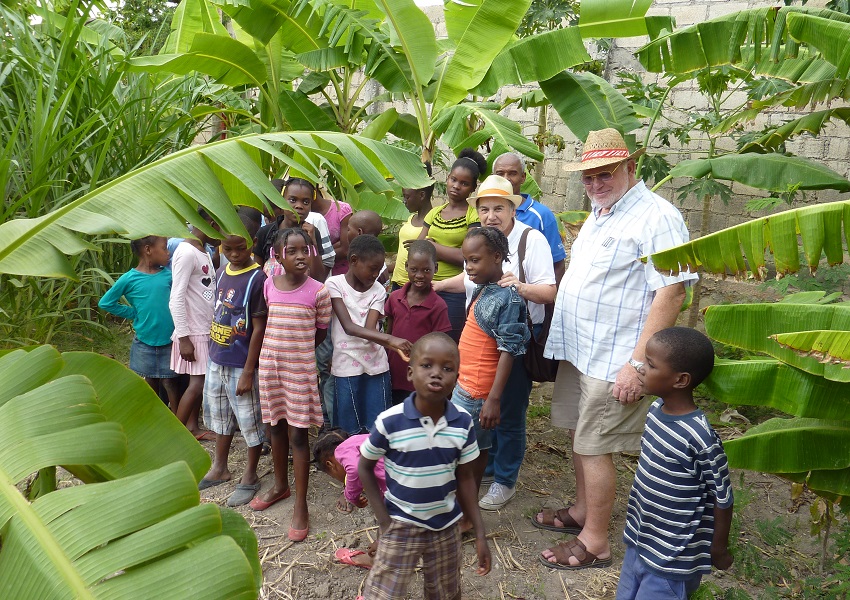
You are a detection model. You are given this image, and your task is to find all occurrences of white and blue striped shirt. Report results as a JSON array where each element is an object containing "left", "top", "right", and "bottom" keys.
[
  {"left": 361, "top": 394, "right": 479, "bottom": 531},
  {"left": 545, "top": 181, "right": 698, "bottom": 381},
  {"left": 623, "top": 399, "right": 733, "bottom": 580}
]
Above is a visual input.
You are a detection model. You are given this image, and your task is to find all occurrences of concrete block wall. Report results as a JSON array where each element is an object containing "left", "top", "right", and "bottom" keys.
[{"left": 362, "top": 1, "right": 850, "bottom": 238}]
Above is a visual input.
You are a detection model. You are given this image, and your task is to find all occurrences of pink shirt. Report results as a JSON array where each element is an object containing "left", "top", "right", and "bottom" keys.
[
  {"left": 335, "top": 434, "right": 387, "bottom": 505},
  {"left": 321, "top": 200, "right": 352, "bottom": 276}
]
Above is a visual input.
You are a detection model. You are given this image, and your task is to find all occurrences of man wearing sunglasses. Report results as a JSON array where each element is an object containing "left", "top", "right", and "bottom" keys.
[{"left": 536, "top": 129, "right": 698, "bottom": 571}]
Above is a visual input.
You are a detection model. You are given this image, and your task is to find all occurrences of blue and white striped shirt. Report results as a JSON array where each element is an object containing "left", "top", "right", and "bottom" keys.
[
  {"left": 623, "top": 399, "right": 733, "bottom": 580},
  {"left": 545, "top": 181, "right": 698, "bottom": 381},
  {"left": 361, "top": 394, "right": 479, "bottom": 531}
]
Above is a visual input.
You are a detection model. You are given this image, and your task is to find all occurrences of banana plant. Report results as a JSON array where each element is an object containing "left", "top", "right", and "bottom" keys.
[
  {"left": 697, "top": 292, "right": 850, "bottom": 507},
  {"left": 0, "top": 345, "right": 262, "bottom": 598}
]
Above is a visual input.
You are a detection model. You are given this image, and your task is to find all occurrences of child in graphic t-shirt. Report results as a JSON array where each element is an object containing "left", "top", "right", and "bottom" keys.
[{"left": 199, "top": 212, "right": 268, "bottom": 508}]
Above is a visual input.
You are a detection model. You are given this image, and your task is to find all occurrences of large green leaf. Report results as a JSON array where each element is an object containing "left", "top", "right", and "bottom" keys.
[
  {"left": 704, "top": 301, "right": 850, "bottom": 383},
  {"left": 218, "top": 0, "right": 326, "bottom": 51},
  {"left": 130, "top": 33, "right": 268, "bottom": 88},
  {"left": 704, "top": 358, "right": 850, "bottom": 421},
  {"left": 431, "top": 103, "right": 543, "bottom": 163},
  {"left": 738, "top": 107, "right": 850, "bottom": 151},
  {"left": 667, "top": 153, "right": 850, "bottom": 193},
  {"left": 724, "top": 418, "right": 850, "bottom": 496},
  {"left": 162, "top": 0, "right": 229, "bottom": 54},
  {"left": 433, "top": 0, "right": 531, "bottom": 110},
  {"left": 772, "top": 330, "right": 850, "bottom": 367},
  {"left": 786, "top": 12, "right": 850, "bottom": 78},
  {"left": 471, "top": 26, "right": 591, "bottom": 97},
  {"left": 578, "top": 0, "right": 673, "bottom": 39},
  {"left": 0, "top": 347, "right": 260, "bottom": 598},
  {"left": 278, "top": 90, "right": 341, "bottom": 130},
  {"left": 647, "top": 200, "right": 850, "bottom": 278},
  {"left": 540, "top": 71, "right": 641, "bottom": 140},
  {"left": 373, "top": 0, "right": 436, "bottom": 92},
  {"left": 0, "top": 132, "right": 431, "bottom": 279}
]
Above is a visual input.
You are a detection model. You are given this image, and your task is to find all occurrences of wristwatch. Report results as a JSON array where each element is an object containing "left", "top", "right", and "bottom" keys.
[{"left": 628, "top": 357, "right": 644, "bottom": 371}]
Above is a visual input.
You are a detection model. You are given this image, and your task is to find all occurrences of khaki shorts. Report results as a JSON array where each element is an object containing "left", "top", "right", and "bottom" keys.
[{"left": 550, "top": 361, "right": 652, "bottom": 455}]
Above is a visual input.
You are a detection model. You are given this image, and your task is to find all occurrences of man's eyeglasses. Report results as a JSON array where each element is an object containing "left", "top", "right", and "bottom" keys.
[{"left": 580, "top": 161, "right": 624, "bottom": 186}]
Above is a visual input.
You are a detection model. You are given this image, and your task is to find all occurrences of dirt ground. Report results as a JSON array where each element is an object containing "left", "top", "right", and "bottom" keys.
[{"left": 198, "top": 378, "right": 823, "bottom": 600}]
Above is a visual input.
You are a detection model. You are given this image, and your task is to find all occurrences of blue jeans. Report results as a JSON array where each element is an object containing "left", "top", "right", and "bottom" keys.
[
  {"left": 616, "top": 545, "right": 702, "bottom": 600},
  {"left": 450, "top": 385, "right": 493, "bottom": 450},
  {"left": 316, "top": 332, "right": 334, "bottom": 426},
  {"left": 483, "top": 351, "right": 533, "bottom": 488},
  {"left": 334, "top": 371, "right": 391, "bottom": 434}
]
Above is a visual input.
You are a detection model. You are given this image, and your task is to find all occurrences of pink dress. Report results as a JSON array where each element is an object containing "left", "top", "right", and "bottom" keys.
[{"left": 259, "top": 277, "right": 332, "bottom": 428}]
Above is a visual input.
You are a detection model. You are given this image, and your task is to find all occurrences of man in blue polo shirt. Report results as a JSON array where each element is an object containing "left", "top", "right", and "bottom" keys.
[{"left": 492, "top": 152, "right": 566, "bottom": 283}]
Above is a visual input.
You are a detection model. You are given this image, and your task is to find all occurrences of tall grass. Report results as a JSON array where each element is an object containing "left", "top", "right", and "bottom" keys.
[{"left": 0, "top": 2, "right": 206, "bottom": 346}]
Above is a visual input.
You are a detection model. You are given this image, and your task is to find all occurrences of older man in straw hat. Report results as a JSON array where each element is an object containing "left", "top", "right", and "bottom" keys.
[{"left": 535, "top": 128, "right": 698, "bottom": 570}]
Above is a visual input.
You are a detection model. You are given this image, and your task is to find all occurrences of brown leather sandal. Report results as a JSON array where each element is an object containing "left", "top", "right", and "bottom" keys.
[
  {"left": 530, "top": 507, "right": 582, "bottom": 534},
  {"left": 539, "top": 538, "right": 613, "bottom": 570}
]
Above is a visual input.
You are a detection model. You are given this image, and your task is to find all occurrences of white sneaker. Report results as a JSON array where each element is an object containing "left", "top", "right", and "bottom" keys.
[{"left": 478, "top": 482, "right": 515, "bottom": 510}]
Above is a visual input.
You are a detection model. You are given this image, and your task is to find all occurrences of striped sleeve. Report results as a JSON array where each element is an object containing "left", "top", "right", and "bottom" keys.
[
  {"left": 457, "top": 419, "right": 480, "bottom": 465},
  {"left": 315, "top": 285, "right": 332, "bottom": 329}
]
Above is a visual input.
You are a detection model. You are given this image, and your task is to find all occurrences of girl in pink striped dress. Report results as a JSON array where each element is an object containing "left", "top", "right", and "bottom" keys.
[{"left": 251, "top": 228, "right": 332, "bottom": 543}]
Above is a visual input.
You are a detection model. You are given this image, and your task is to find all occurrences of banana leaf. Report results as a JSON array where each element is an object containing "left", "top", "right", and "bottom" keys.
[
  {"left": 786, "top": 12, "right": 850, "bottom": 78},
  {"left": 470, "top": 26, "right": 591, "bottom": 97},
  {"left": 0, "top": 347, "right": 260, "bottom": 598},
  {"left": 162, "top": 0, "right": 229, "bottom": 54},
  {"left": 432, "top": 0, "right": 531, "bottom": 110},
  {"left": 738, "top": 107, "right": 850, "bottom": 151},
  {"left": 540, "top": 71, "right": 641, "bottom": 140},
  {"left": 647, "top": 200, "right": 850, "bottom": 278},
  {"left": 431, "top": 103, "right": 543, "bottom": 163},
  {"left": 704, "top": 358, "right": 850, "bottom": 420},
  {"left": 724, "top": 418, "right": 850, "bottom": 492},
  {"left": 772, "top": 330, "right": 850, "bottom": 367},
  {"left": 278, "top": 90, "right": 340, "bottom": 130},
  {"left": 635, "top": 6, "right": 850, "bottom": 74},
  {"left": 130, "top": 33, "right": 268, "bottom": 88},
  {"left": 578, "top": 0, "right": 673, "bottom": 39},
  {"left": 0, "top": 132, "right": 432, "bottom": 279},
  {"left": 373, "top": 0, "right": 436, "bottom": 92}
]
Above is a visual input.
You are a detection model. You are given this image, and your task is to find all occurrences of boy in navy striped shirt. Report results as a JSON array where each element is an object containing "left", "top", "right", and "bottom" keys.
[
  {"left": 359, "top": 332, "right": 491, "bottom": 599},
  {"left": 617, "top": 327, "right": 733, "bottom": 600}
]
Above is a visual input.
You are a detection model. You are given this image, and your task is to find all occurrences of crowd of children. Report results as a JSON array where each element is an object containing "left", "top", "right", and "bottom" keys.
[{"left": 100, "top": 166, "right": 732, "bottom": 599}]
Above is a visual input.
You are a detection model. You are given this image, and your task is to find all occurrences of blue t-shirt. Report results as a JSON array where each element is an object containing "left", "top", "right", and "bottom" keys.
[
  {"left": 623, "top": 399, "right": 733, "bottom": 580},
  {"left": 516, "top": 193, "right": 567, "bottom": 263},
  {"left": 98, "top": 268, "right": 174, "bottom": 347},
  {"left": 208, "top": 263, "right": 268, "bottom": 368}
]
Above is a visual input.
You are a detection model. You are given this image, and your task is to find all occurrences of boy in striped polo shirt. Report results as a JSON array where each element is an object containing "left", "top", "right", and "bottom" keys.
[
  {"left": 359, "top": 332, "right": 491, "bottom": 600},
  {"left": 616, "top": 327, "right": 733, "bottom": 600}
]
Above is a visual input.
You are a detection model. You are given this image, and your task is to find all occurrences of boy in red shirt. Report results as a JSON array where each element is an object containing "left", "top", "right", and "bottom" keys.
[{"left": 384, "top": 240, "right": 452, "bottom": 405}]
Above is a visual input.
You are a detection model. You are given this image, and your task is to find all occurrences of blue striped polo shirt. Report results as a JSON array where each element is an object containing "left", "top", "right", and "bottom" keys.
[
  {"left": 361, "top": 394, "right": 479, "bottom": 531},
  {"left": 623, "top": 399, "right": 733, "bottom": 580}
]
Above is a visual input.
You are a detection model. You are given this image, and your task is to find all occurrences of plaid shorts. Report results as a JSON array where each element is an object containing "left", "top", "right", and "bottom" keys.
[
  {"left": 363, "top": 519, "right": 461, "bottom": 600},
  {"left": 203, "top": 362, "right": 266, "bottom": 447}
]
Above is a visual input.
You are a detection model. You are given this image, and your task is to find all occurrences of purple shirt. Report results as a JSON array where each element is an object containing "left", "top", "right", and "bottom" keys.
[
  {"left": 335, "top": 434, "right": 386, "bottom": 505},
  {"left": 385, "top": 284, "right": 452, "bottom": 392}
]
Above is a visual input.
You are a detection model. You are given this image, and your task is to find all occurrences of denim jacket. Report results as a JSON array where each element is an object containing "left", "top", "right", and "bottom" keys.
[{"left": 468, "top": 283, "right": 530, "bottom": 357}]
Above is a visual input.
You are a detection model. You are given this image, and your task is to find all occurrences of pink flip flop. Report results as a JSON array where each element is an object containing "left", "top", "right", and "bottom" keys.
[
  {"left": 248, "top": 487, "right": 291, "bottom": 511},
  {"left": 288, "top": 525, "right": 309, "bottom": 542},
  {"left": 335, "top": 547, "right": 371, "bottom": 570}
]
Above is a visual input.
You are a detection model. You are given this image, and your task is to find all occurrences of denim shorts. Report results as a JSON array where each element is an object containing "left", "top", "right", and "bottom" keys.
[
  {"left": 203, "top": 362, "right": 266, "bottom": 447},
  {"left": 129, "top": 337, "right": 178, "bottom": 379},
  {"left": 615, "top": 545, "right": 702, "bottom": 600},
  {"left": 450, "top": 385, "right": 492, "bottom": 450}
]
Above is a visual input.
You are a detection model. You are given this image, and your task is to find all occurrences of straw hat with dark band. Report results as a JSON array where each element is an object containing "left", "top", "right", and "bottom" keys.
[
  {"left": 562, "top": 128, "right": 646, "bottom": 172},
  {"left": 467, "top": 175, "right": 522, "bottom": 208}
]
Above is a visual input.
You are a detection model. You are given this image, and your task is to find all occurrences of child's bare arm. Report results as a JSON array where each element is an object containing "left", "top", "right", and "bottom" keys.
[
  {"left": 711, "top": 504, "right": 734, "bottom": 570},
  {"left": 456, "top": 461, "right": 491, "bottom": 576},
  {"left": 359, "top": 456, "right": 391, "bottom": 531},
  {"left": 331, "top": 301, "right": 411, "bottom": 359},
  {"left": 237, "top": 314, "right": 266, "bottom": 396},
  {"left": 315, "top": 327, "right": 328, "bottom": 347},
  {"left": 480, "top": 351, "right": 514, "bottom": 430}
]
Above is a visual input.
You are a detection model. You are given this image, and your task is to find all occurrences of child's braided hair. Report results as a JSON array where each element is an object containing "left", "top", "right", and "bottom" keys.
[
  {"left": 272, "top": 227, "right": 313, "bottom": 260},
  {"left": 465, "top": 226, "right": 510, "bottom": 263}
]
